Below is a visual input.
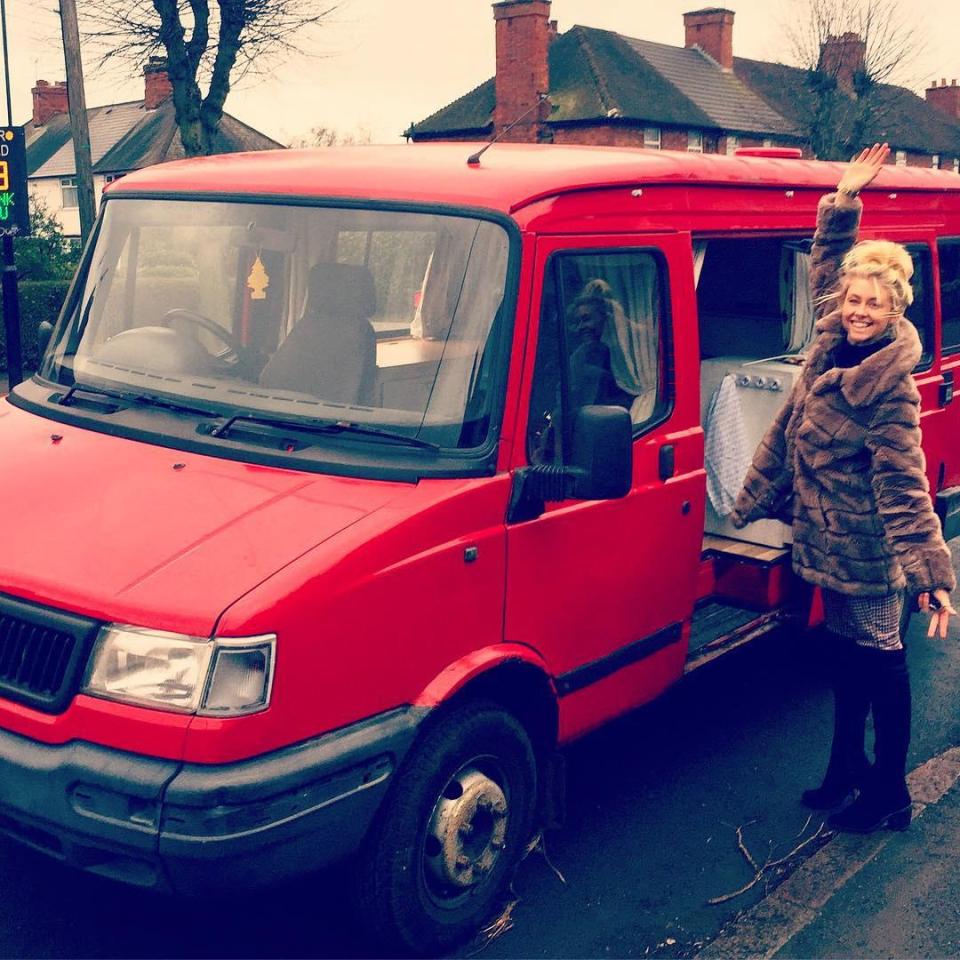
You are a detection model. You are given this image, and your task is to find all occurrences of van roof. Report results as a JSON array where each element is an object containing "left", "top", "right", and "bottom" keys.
[{"left": 109, "top": 142, "right": 960, "bottom": 215}]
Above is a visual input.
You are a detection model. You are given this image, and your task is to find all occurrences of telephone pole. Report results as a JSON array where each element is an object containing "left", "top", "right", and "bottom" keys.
[
  {"left": 59, "top": 0, "right": 95, "bottom": 244},
  {"left": 0, "top": 0, "right": 21, "bottom": 387}
]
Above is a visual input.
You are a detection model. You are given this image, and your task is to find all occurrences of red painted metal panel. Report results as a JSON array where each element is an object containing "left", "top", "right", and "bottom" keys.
[
  {"left": 558, "top": 635, "right": 688, "bottom": 743},
  {"left": 193, "top": 477, "right": 511, "bottom": 763},
  {"left": 109, "top": 144, "right": 960, "bottom": 219},
  {"left": 505, "top": 231, "right": 705, "bottom": 739},
  {"left": 0, "top": 694, "right": 190, "bottom": 760},
  {"left": 0, "top": 401, "right": 408, "bottom": 637}
]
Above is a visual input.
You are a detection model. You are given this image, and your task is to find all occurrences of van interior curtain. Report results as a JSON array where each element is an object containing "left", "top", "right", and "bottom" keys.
[
  {"left": 784, "top": 244, "right": 815, "bottom": 353},
  {"left": 569, "top": 253, "right": 660, "bottom": 424}
]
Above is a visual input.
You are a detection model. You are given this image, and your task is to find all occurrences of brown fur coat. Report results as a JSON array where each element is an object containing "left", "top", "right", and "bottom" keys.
[{"left": 731, "top": 193, "right": 956, "bottom": 597}]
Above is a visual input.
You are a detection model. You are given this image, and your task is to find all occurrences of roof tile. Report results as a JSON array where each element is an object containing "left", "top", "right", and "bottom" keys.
[
  {"left": 413, "top": 21, "right": 960, "bottom": 158},
  {"left": 623, "top": 37, "right": 799, "bottom": 136},
  {"left": 25, "top": 98, "right": 282, "bottom": 179},
  {"left": 734, "top": 56, "right": 960, "bottom": 155}
]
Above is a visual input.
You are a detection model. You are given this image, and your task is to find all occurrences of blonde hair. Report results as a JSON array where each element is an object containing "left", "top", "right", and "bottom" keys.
[{"left": 840, "top": 239, "right": 914, "bottom": 314}]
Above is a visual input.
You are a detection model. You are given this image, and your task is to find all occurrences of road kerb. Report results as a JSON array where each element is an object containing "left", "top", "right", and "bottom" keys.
[{"left": 696, "top": 746, "right": 960, "bottom": 959}]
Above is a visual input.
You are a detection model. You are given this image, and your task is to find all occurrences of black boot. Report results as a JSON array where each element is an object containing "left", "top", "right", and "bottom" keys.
[
  {"left": 829, "top": 647, "right": 912, "bottom": 833},
  {"left": 802, "top": 633, "right": 871, "bottom": 810}
]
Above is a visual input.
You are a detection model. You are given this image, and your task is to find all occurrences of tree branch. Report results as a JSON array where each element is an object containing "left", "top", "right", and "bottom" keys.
[{"left": 80, "top": 0, "right": 343, "bottom": 156}]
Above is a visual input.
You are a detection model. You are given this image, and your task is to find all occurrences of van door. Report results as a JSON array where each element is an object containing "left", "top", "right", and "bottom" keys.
[
  {"left": 505, "top": 234, "right": 704, "bottom": 739},
  {"left": 935, "top": 237, "right": 960, "bottom": 490}
]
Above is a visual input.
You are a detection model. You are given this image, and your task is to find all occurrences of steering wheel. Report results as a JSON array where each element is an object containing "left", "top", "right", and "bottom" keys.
[{"left": 160, "top": 308, "right": 251, "bottom": 371}]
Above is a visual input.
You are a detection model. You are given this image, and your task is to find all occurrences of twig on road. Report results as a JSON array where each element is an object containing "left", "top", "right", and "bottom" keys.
[
  {"left": 707, "top": 817, "right": 828, "bottom": 906},
  {"left": 467, "top": 831, "right": 568, "bottom": 955},
  {"left": 525, "top": 830, "right": 567, "bottom": 885}
]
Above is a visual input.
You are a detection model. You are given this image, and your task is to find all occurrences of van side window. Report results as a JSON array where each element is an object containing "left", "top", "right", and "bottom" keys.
[
  {"left": 905, "top": 244, "right": 934, "bottom": 368},
  {"left": 939, "top": 240, "right": 960, "bottom": 354},
  {"left": 527, "top": 250, "right": 668, "bottom": 464}
]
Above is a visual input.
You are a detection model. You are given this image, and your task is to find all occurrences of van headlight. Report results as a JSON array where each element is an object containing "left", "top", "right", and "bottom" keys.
[{"left": 83, "top": 626, "right": 276, "bottom": 716}]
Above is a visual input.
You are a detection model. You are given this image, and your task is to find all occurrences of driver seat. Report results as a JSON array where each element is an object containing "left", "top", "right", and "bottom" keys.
[{"left": 260, "top": 262, "right": 377, "bottom": 405}]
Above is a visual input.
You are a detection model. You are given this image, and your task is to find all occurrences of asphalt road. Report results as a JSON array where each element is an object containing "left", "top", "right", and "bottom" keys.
[{"left": 0, "top": 595, "right": 958, "bottom": 960}]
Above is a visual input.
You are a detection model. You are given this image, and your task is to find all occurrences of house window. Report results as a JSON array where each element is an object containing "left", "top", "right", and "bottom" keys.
[
  {"left": 687, "top": 130, "right": 703, "bottom": 153},
  {"left": 60, "top": 177, "right": 78, "bottom": 208},
  {"left": 101, "top": 173, "right": 124, "bottom": 194},
  {"left": 932, "top": 155, "right": 940, "bottom": 170},
  {"left": 895, "top": 150, "right": 907, "bottom": 166},
  {"left": 643, "top": 127, "right": 661, "bottom": 150},
  {"left": 725, "top": 135, "right": 739, "bottom": 156}
]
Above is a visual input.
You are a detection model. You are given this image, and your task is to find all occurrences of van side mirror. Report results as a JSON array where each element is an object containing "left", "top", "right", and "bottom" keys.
[
  {"left": 38, "top": 321, "right": 55, "bottom": 356},
  {"left": 568, "top": 405, "right": 632, "bottom": 500},
  {"left": 508, "top": 405, "right": 633, "bottom": 523}
]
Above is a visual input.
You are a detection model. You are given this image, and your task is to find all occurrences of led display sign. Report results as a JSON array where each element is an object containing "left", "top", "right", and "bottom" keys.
[{"left": 0, "top": 127, "right": 30, "bottom": 236}]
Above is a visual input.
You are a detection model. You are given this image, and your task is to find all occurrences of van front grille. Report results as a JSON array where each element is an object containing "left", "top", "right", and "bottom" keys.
[
  {"left": 0, "top": 618, "right": 75, "bottom": 695},
  {"left": 0, "top": 595, "right": 101, "bottom": 714}
]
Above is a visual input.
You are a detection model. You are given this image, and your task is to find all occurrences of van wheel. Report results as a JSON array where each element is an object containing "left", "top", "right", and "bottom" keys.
[{"left": 354, "top": 699, "right": 537, "bottom": 954}]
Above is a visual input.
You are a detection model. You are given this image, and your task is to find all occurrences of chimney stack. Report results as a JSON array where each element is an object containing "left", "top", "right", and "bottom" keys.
[
  {"left": 31, "top": 80, "right": 69, "bottom": 126},
  {"left": 493, "top": 0, "right": 552, "bottom": 142},
  {"left": 683, "top": 8, "right": 735, "bottom": 71},
  {"left": 144, "top": 57, "right": 173, "bottom": 109},
  {"left": 927, "top": 78, "right": 960, "bottom": 120},
  {"left": 818, "top": 32, "right": 867, "bottom": 93}
]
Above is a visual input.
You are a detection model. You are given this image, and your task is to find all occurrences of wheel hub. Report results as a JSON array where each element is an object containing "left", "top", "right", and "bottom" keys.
[{"left": 424, "top": 766, "right": 508, "bottom": 890}]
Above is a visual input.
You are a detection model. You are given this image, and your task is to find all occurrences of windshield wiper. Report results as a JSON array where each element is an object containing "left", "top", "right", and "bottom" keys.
[
  {"left": 208, "top": 413, "right": 441, "bottom": 451},
  {"left": 56, "top": 381, "right": 221, "bottom": 418}
]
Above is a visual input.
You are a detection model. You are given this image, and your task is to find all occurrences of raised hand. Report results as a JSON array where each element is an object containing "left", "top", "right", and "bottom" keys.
[{"left": 837, "top": 142, "right": 890, "bottom": 196}]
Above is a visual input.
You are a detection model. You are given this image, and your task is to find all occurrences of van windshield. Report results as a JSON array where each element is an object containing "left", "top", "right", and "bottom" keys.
[{"left": 41, "top": 198, "right": 511, "bottom": 450}]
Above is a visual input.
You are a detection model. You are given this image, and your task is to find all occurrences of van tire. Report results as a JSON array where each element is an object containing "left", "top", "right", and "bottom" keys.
[{"left": 353, "top": 699, "right": 537, "bottom": 954}]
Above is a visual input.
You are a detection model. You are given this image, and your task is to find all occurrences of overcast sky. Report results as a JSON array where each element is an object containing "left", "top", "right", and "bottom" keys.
[{"left": 7, "top": 0, "right": 960, "bottom": 146}]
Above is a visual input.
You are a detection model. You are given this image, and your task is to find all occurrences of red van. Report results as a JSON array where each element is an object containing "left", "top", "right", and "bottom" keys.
[{"left": 1, "top": 144, "right": 958, "bottom": 951}]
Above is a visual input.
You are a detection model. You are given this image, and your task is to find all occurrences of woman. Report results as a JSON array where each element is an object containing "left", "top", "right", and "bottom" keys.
[
  {"left": 731, "top": 143, "right": 957, "bottom": 834},
  {"left": 568, "top": 277, "right": 657, "bottom": 423}
]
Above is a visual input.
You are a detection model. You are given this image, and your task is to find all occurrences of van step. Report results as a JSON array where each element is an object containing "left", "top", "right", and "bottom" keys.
[
  {"left": 689, "top": 601, "right": 758, "bottom": 653},
  {"left": 702, "top": 534, "right": 788, "bottom": 565},
  {"left": 685, "top": 601, "right": 793, "bottom": 674}
]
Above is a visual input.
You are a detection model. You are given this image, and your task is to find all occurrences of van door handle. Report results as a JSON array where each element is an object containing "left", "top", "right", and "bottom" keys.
[
  {"left": 941, "top": 371, "right": 954, "bottom": 407},
  {"left": 659, "top": 444, "right": 675, "bottom": 481}
]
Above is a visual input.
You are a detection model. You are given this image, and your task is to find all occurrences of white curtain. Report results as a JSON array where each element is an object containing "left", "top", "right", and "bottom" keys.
[
  {"left": 569, "top": 254, "right": 661, "bottom": 424},
  {"left": 786, "top": 247, "right": 815, "bottom": 353},
  {"left": 693, "top": 241, "right": 708, "bottom": 288}
]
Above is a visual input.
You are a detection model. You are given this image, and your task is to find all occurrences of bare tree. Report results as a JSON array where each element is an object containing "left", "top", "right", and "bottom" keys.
[
  {"left": 82, "top": 0, "right": 342, "bottom": 157},
  {"left": 785, "top": 0, "right": 924, "bottom": 159},
  {"left": 288, "top": 124, "right": 373, "bottom": 149}
]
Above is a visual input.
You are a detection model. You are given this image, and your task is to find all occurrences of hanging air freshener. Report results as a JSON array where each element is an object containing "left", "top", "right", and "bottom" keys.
[{"left": 247, "top": 253, "right": 270, "bottom": 300}]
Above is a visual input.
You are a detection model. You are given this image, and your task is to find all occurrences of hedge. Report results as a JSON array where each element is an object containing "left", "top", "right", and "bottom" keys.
[{"left": 0, "top": 280, "right": 71, "bottom": 372}]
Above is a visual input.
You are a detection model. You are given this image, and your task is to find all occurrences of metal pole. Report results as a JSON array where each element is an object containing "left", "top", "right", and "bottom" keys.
[
  {"left": 0, "top": 0, "right": 11, "bottom": 122},
  {"left": 0, "top": 0, "right": 21, "bottom": 388}
]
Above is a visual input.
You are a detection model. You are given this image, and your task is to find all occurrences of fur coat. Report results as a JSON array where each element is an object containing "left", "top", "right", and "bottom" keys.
[{"left": 731, "top": 193, "right": 956, "bottom": 598}]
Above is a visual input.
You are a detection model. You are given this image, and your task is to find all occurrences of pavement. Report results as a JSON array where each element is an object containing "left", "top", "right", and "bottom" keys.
[{"left": 698, "top": 717, "right": 960, "bottom": 960}]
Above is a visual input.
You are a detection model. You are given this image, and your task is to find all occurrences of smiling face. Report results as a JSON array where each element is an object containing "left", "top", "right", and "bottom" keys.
[
  {"left": 841, "top": 276, "right": 897, "bottom": 345},
  {"left": 572, "top": 301, "right": 606, "bottom": 339}
]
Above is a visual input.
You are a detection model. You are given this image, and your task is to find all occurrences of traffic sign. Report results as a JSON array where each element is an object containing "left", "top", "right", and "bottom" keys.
[{"left": 0, "top": 127, "right": 30, "bottom": 237}]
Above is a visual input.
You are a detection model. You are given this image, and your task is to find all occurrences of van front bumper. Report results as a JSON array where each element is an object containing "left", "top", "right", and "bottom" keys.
[{"left": 0, "top": 706, "right": 426, "bottom": 894}]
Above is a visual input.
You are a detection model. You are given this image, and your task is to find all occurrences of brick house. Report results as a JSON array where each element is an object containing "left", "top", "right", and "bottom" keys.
[
  {"left": 410, "top": 1, "right": 960, "bottom": 172},
  {"left": 26, "top": 59, "right": 282, "bottom": 238}
]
